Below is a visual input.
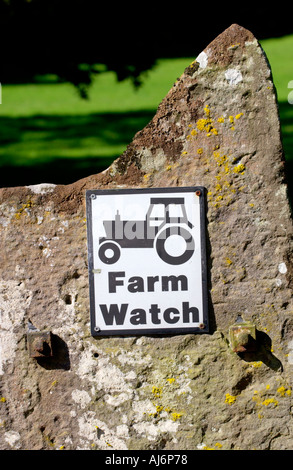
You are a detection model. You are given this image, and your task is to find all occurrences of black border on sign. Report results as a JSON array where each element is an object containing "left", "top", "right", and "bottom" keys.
[{"left": 86, "top": 186, "right": 209, "bottom": 337}]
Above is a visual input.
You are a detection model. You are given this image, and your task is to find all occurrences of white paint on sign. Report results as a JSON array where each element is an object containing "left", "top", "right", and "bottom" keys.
[{"left": 86, "top": 187, "right": 208, "bottom": 335}]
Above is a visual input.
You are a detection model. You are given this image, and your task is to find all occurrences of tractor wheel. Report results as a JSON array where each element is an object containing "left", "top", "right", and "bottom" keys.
[
  {"left": 155, "top": 226, "right": 194, "bottom": 265},
  {"left": 98, "top": 242, "right": 121, "bottom": 264}
]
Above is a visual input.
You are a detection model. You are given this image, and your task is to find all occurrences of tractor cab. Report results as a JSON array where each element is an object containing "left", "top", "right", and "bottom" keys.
[{"left": 146, "top": 197, "right": 193, "bottom": 229}]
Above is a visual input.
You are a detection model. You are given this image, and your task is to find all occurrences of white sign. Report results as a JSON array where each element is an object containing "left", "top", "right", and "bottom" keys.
[{"left": 86, "top": 187, "right": 208, "bottom": 336}]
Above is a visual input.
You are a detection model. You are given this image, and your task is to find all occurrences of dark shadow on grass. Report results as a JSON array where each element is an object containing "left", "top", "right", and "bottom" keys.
[
  {"left": 0, "top": 156, "right": 116, "bottom": 187},
  {"left": 0, "top": 110, "right": 155, "bottom": 187},
  {"left": 0, "top": 104, "right": 292, "bottom": 190}
]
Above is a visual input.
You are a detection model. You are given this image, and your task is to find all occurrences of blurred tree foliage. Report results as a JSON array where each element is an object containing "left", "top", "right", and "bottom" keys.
[{"left": 0, "top": 0, "right": 292, "bottom": 98}]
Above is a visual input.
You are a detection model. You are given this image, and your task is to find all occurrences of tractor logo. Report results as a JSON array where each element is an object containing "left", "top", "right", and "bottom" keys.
[{"left": 98, "top": 197, "right": 195, "bottom": 265}]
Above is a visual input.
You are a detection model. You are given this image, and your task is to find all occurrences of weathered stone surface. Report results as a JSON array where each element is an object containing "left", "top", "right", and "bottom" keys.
[{"left": 1, "top": 24, "right": 293, "bottom": 450}]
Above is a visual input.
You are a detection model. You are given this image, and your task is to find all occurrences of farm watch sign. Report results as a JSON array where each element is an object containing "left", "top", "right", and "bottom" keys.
[{"left": 86, "top": 187, "right": 208, "bottom": 336}]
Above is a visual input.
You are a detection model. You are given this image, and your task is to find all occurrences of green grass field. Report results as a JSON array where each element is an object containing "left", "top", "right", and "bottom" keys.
[{"left": 0, "top": 36, "right": 292, "bottom": 188}]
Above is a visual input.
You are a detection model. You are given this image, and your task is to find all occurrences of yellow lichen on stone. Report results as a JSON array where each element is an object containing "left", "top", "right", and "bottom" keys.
[
  {"left": 191, "top": 104, "right": 245, "bottom": 146},
  {"left": 203, "top": 442, "right": 223, "bottom": 450},
  {"left": 213, "top": 151, "right": 227, "bottom": 166},
  {"left": 204, "top": 104, "right": 211, "bottom": 117},
  {"left": 156, "top": 405, "right": 164, "bottom": 414},
  {"left": 152, "top": 386, "right": 162, "bottom": 398},
  {"left": 225, "top": 393, "right": 237, "bottom": 405},
  {"left": 196, "top": 118, "right": 211, "bottom": 132},
  {"left": 171, "top": 412, "right": 183, "bottom": 421},
  {"left": 262, "top": 398, "right": 279, "bottom": 407},
  {"left": 207, "top": 150, "right": 241, "bottom": 208},
  {"left": 166, "top": 378, "right": 175, "bottom": 384},
  {"left": 252, "top": 388, "right": 280, "bottom": 413},
  {"left": 233, "top": 163, "right": 245, "bottom": 174},
  {"left": 277, "top": 386, "right": 292, "bottom": 397},
  {"left": 251, "top": 361, "right": 263, "bottom": 368},
  {"left": 228, "top": 115, "right": 235, "bottom": 131},
  {"left": 14, "top": 201, "right": 33, "bottom": 219},
  {"left": 195, "top": 105, "right": 218, "bottom": 137}
]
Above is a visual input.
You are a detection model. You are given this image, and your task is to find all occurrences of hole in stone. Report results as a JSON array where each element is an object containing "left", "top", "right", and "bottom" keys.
[{"left": 64, "top": 294, "right": 72, "bottom": 305}]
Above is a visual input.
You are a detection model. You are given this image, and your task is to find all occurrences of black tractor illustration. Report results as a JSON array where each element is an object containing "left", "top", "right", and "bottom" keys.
[{"left": 98, "top": 197, "right": 195, "bottom": 265}]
